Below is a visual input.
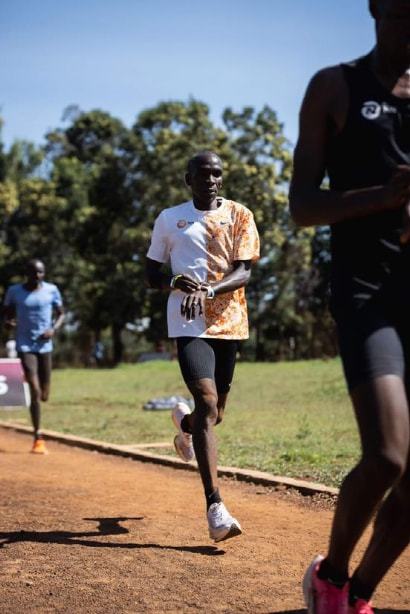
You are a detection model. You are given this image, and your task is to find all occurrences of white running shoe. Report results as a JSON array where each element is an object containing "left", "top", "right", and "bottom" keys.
[
  {"left": 207, "top": 502, "right": 242, "bottom": 542},
  {"left": 172, "top": 402, "right": 195, "bottom": 462}
]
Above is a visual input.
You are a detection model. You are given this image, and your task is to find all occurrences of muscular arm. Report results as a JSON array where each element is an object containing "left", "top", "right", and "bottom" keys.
[
  {"left": 210, "top": 260, "right": 251, "bottom": 295},
  {"left": 145, "top": 258, "right": 199, "bottom": 293},
  {"left": 289, "top": 66, "right": 410, "bottom": 227},
  {"left": 52, "top": 305, "right": 65, "bottom": 332},
  {"left": 41, "top": 305, "right": 65, "bottom": 339}
]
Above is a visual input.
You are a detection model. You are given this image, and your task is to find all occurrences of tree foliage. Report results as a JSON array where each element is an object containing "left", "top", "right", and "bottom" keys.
[{"left": 0, "top": 104, "right": 334, "bottom": 364}]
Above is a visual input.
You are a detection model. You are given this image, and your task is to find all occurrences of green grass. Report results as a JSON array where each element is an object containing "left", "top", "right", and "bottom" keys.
[{"left": 0, "top": 359, "right": 359, "bottom": 487}]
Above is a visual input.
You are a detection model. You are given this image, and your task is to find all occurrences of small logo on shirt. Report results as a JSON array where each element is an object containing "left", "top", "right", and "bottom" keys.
[
  {"left": 361, "top": 100, "right": 398, "bottom": 121},
  {"left": 177, "top": 220, "right": 187, "bottom": 229},
  {"left": 220, "top": 220, "right": 230, "bottom": 226}
]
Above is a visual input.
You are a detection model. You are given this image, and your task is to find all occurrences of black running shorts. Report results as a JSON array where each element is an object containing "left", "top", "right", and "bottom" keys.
[
  {"left": 176, "top": 337, "right": 239, "bottom": 394},
  {"left": 334, "top": 297, "right": 410, "bottom": 392}
]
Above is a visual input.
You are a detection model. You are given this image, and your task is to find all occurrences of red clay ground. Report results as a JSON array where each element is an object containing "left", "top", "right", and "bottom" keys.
[{"left": 1, "top": 429, "right": 409, "bottom": 614}]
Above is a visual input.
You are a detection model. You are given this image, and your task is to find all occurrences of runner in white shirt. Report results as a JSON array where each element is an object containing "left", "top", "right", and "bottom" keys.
[{"left": 146, "top": 151, "right": 259, "bottom": 542}]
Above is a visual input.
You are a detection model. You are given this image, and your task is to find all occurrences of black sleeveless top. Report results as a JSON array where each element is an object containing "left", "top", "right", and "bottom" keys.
[{"left": 327, "top": 54, "right": 410, "bottom": 313}]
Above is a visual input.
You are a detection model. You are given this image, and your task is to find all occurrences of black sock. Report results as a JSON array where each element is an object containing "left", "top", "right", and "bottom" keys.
[
  {"left": 349, "top": 574, "right": 373, "bottom": 605},
  {"left": 317, "top": 558, "right": 349, "bottom": 588},
  {"left": 180, "top": 415, "right": 192, "bottom": 434},
  {"left": 205, "top": 488, "right": 222, "bottom": 510}
]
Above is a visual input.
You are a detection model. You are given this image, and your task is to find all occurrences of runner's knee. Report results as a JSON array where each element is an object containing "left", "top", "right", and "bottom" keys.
[
  {"left": 362, "top": 450, "right": 407, "bottom": 485},
  {"left": 193, "top": 391, "right": 219, "bottom": 425},
  {"left": 29, "top": 382, "right": 42, "bottom": 402}
]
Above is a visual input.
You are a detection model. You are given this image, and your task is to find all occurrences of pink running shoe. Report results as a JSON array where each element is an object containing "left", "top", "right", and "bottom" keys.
[
  {"left": 303, "top": 555, "right": 348, "bottom": 614},
  {"left": 349, "top": 599, "right": 374, "bottom": 614}
]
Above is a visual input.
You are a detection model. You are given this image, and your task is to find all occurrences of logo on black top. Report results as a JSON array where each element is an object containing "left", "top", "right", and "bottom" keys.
[
  {"left": 361, "top": 101, "right": 398, "bottom": 121},
  {"left": 361, "top": 101, "right": 381, "bottom": 120}
]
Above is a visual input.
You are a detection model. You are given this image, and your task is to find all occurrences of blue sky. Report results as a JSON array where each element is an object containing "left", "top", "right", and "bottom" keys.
[{"left": 1, "top": 1, "right": 376, "bottom": 150}]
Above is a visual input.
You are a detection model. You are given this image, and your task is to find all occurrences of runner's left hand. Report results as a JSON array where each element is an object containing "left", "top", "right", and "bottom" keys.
[{"left": 180, "top": 289, "right": 207, "bottom": 320}]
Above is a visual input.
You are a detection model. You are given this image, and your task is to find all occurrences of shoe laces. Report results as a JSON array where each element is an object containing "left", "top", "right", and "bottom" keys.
[{"left": 209, "top": 503, "right": 226, "bottom": 523}]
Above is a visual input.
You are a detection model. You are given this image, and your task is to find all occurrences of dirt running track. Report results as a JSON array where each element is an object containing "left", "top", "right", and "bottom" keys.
[{"left": 1, "top": 429, "right": 409, "bottom": 614}]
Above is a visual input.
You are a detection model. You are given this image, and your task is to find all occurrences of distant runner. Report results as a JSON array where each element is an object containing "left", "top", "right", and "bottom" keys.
[
  {"left": 4, "top": 259, "right": 65, "bottom": 454},
  {"left": 146, "top": 151, "right": 259, "bottom": 542},
  {"left": 289, "top": 1, "right": 410, "bottom": 613}
]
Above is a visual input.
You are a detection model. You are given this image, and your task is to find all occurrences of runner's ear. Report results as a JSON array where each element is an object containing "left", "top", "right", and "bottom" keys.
[{"left": 184, "top": 172, "right": 191, "bottom": 187}]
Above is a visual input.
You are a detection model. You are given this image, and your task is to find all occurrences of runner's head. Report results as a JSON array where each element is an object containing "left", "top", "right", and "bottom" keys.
[
  {"left": 185, "top": 151, "right": 223, "bottom": 204},
  {"left": 369, "top": 0, "right": 410, "bottom": 68},
  {"left": 26, "top": 259, "right": 45, "bottom": 285}
]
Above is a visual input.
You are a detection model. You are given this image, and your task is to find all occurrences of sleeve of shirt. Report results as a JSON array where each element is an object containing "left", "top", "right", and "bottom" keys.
[
  {"left": 3, "top": 286, "right": 15, "bottom": 307},
  {"left": 146, "top": 211, "right": 170, "bottom": 263},
  {"left": 233, "top": 208, "right": 260, "bottom": 262},
  {"left": 52, "top": 285, "right": 63, "bottom": 307}
]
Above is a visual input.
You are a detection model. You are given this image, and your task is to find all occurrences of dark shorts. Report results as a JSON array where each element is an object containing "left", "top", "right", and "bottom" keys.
[
  {"left": 176, "top": 337, "right": 239, "bottom": 394},
  {"left": 18, "top": 352, "right": 52, "bottom": 387},
  {"left": 334, "top": 299, "right": 410, "bottom": 392}
]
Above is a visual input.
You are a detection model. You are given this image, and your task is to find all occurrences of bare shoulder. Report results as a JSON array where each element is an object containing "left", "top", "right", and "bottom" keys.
[
  {"left": 299, "top": 64, "right": 348, "bottom": 136},
  {"left": 305, "top": 65, "right": 347, "bottom": 112}
]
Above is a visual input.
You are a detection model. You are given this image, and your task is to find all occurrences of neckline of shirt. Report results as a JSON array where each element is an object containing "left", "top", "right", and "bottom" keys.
[
  {"left": 359, "top": 54, "right": 410, "bottom": 107},
  {"left": 190, "top": 197, "right": 227, "bottom": 215}
]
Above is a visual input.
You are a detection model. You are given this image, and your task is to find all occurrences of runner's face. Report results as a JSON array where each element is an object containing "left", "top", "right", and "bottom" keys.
[
  {"left": 375, "top": 0, "right": 410, "bottom": 68},
  {"left": 26, "top": 261, "right": 45, "bottom": 284},
  {"left": 187, "top": 155, "right": 223, "bottom": 202}
]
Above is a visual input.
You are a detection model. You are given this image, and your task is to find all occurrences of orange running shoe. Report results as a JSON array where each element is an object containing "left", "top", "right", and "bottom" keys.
[
  {"left": 31, "top": 438, "right": 48, "bottom": 455},
  {"left": 349, "top": 599, "right": 374, "bottom": 614}
]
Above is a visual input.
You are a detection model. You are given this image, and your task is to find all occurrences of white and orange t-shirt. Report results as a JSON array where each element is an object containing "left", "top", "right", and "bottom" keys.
[{"left": 147, "top": 198, "right": 260, "bottom": 339}]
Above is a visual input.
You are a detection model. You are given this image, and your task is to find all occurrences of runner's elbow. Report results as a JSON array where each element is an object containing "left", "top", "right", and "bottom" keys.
[{"left": 289, "top": 192, "right": 316, "bottom": 227}]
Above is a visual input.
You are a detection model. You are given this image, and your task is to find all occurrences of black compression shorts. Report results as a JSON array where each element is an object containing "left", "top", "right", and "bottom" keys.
[
  {"left": 176, "top": 337, "right": 239, "bottom": 394},
  {"left": 334, "top": 298, "right": 410, "bottom": 392}
]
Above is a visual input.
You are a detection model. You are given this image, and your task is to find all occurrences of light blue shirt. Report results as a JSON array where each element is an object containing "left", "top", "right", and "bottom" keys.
[{"left": 4, "top": 282, "right": 63, "bottom": 353}]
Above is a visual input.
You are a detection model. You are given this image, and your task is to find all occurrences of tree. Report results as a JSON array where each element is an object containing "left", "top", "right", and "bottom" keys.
[{"left": 45, "top": 109, "right": 144, "bottom": 364}]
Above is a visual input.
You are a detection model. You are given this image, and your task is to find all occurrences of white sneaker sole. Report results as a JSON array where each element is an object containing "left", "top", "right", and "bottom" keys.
[
  {"left": 173, "top": 434, "right": 194, "bottom": 463},
  {"left": 210, "top": 520, "right": 242, "bottom": 543},
  {"left": 302, "top": 555, "right": 324, "bottom": 614}
]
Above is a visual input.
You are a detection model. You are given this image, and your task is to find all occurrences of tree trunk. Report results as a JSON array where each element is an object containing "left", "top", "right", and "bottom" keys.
[{"left": 111, "top": 323, "right": 123, "bottom": 366}]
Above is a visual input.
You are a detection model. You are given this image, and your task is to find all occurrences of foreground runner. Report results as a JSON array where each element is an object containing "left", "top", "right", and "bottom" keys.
[
  {"left": 290, "top": 1, "right": 410, "bottom": 612},
  {"left": 146, "top": 151, "right": 259, "bottom": 541},
  {"left": 4, "top": 259, "right": 64, "bottom": 454}
]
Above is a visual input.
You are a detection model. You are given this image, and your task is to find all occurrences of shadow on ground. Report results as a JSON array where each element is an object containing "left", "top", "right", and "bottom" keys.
[{"left": 0, "top": 516, "right": 225, "bottom": 556}]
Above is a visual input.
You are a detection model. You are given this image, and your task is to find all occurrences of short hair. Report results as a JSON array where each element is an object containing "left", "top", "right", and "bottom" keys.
[
  {"left": 27, "top": 258, "right": 45, "bottom": 270},
  {"left": 186, "top": 151, "right": 222, "bottom": 175}
]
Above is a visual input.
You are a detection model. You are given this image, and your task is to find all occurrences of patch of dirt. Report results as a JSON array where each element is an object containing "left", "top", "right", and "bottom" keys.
[{"left": 0, "top": 429, "right": 409, "bottom": 613}]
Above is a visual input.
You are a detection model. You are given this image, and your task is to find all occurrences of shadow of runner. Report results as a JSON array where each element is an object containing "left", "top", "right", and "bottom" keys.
[{"left": 0, "top": 516, "right": 225, "bottom": 556}]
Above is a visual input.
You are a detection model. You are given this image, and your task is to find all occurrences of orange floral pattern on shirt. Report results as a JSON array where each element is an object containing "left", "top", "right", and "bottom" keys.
[{"left": 203, "top": 200, "right": 259, "bottom": 339}]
